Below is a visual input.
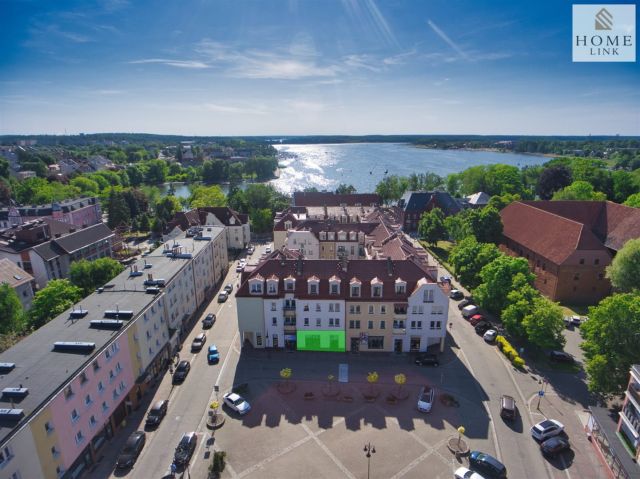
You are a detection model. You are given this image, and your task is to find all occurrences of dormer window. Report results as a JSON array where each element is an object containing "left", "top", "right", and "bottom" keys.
[
  {"left": 395, "top": 279, "right": 406, "bottom": 294},
  {"left": 338, "top": 231, "right": 347, "bottom": 241},
  {"left": 249, "top": 277, "right": 264, "bottom": 295},
  {"left": 308, "top": 276, "right": 320, "bottom": 295},
  {"left": 350, "top": 279, "right": 361, "bottom": 297},
  {"left": 285, "top": 276, "right": 295, "bottom": 291},
  {"left": 267, "top": 277, "right": 278, "bottom": 295},
  {"left": 285, "top": 221, "right": 292, "bottom": 230},
  {"left": 329, "top": 275, "right": 341, "bottom": 295},
  {"left": 349, "top": 231, "right": 356, "bottom": 240},
  {"left": 328, "top": 232, "right": 335, "bottom": 240},
  {"left": 320, "top": 231, "right": 327, "bottom": 240},
  {"left": 371, "top": 277, "right": 383, "bottom": 298}
]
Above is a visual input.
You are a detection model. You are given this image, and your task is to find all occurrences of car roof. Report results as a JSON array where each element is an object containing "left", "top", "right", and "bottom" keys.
[
  {"left": 537, "top": 419, "right": 558, "bottom": 429},
  {"left": 180, "top": 431, "right": 196, "bottom": 441},
  {"left": 152, "top": 399, "right": 167, "bottom": 409},
  {"left": 196, "top": 333, "right": 206, "bottom": 339},
  {"left": 208, "top": 345, "right": 218, "bottom": 351},
  {"left": 225, "top": 392, "right": 240, "bottom": 401},
  {"left": 177, "top": 360, "right": 189, "bottom": 368}
]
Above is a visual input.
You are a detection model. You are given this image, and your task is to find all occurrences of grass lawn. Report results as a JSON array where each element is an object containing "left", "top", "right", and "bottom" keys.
[
  {"left": 420, "top": 240, "right": 455, "bottom": 273},
  {"left": 560, "top": 305, "right": 590, "bottom": 317}
]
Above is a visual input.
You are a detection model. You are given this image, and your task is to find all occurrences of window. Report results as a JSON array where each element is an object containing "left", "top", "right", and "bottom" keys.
[
  {"left": 349, "top": 320, "right": 355, "bottom": 329},
  {"left": 335, "top": 303, "right": 341, "bottom": 312},
  {"left": 573, "top": 273, "right": 580, "bottom": 281},
  {"left": 105, "top": 349, "right": 112, "bottom": 361},
  {"left": 71, "top": 409, "right": 80, "bottom": 423},
  {"left": 393, "top": 319, "right": 405, "bottom": 329},
  {"left": 329, "top": 303, "right": 334, "bottom": 312},
  {"left": 335, "top": 318, "right": 340, "bottom": 327},
  {"left": 310, "top": 284, "right": 318, "bottom": 295},
  {"left": 598, "top": 273, "right": 604, "bottom": 280},
  {"left": 380, "top": 305, "right": 386, "bottom": 314},
  {"left": 330, "top": 283, "right": 339, "bottom": 294},
  {"left": 304, "top": 304, "right": 310, "bottom": 311},
  {"left": 286, "top": 281, "right": 294, "bottom": 291},
  {"left": 351, "top": 285, "right": 360, "bottom": 297},
  {"left": 423, "top": 289, "right": 434, "bottom": 303},
  {"left": 272, "top": 317, "right": 277, "bottom": 326},
  {"left": 64, "top": 385, "right": 74, "bottom": 400},
  {"left": 109, "top": 370, "right": 115, "bottom": 381},
  {"left": 0, "top": 446, "right": 14, "bottom": 467},
  {"left": 315, "top": 304, "right": 321, "bottom": 312},
  {"left": 45, "top": 421, "right": 54, "bottom": 434},
  {"left": 594, "top": 258, "right": 600, "bottom": 265},
  {"left": 368, "top": 320, "right": 373, "bottom": 329},
  {"left": 51, "top": 446, "right": 60, "bottom": 458},
  {"left": 372, "top": 285, "right": 382, "bottom": 297},
  {"left": 75, "top": 431, "right": 84, "bottom": 445},
  {"left": 316, "top": 318, "right": 321, "bottom": 327},
  {"left": 268, "top": 283, "right": 276, "bottom": 294},
  {"left": 256, "top": 335, "right": 263, "bottom": 346},
  {"left": 431, "top": 305, "right": 444, "bottom": 315},
  {"left": 579, "top": 258, "right": 584, "bottom": 264},
  {"left": 119, "top": 381, "right": 126, "bottom": 392},
  {"left": 271, "top": 302, "right": 276, "bottom": 311},
  {"left": 115, "top": 362, "right": 122, "bottom": 373},
  {"left": 329, "top": 318, "right": 334, "bottom": 326},
  {"left": 250, "top": 282, "right": 263, "bottom": 294},
  {"left": 429, "top": 321, "right": 442, "bottom": 330},
  {"left": 367, "top": 336, "right": 384, "bottom": 350},
  {"left": 304, "top": 318, "right": 309, "bottom": 326},
  {"left": 79, "top": 372, "right": 88, "bottom": 385},
  {"left": 380, "top": 320, "right": 386, "bottom": 329},
  {"left": 102, "top": 401, "right": 109, "bottom": 412},
  {"left": 89, "top": 415, "right": 97, "bottom": 428},
  {"left": 412, "top": 305, "right": 417, "bottom": 314},
  {"left": 368, "top": 305, "right": 374, "bottom": 314},
  {"left": 84, "top": 394, "right": 92, "bottom": 406}
]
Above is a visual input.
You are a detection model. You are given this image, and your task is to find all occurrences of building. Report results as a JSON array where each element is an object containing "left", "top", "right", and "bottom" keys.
[
  {"left": 0, "top": 226, "right": 227, "bottom": 479},
  {"left": 0, "top": 258, "right": 35, "bottom": 310},
  {"left": 0, "top": 220, "right": 116, "bottom": 289},
  {"left": 398, "top": 191, "right": 462, "bottom": 232},
  {"left": 0, "top": 197, "right": 102, "bottom": 230},
  {"left": 465, "top": 192, "right": 491, "bottom": 209},
  {"left": 236, "top": 254, "right": 448, "bottom": 354},
  {"left": 585, "top": 365, "right": 640, "bottom": 478},
  {"left": 292, "top": 192, "right": 380, "bottom": 207},
  {"left": 500, "top": 201, "right": 640, "bottom": 305},
  {"left": 165, "top": 207, "right": 250, "bottom": 250},
  {"left": 284, "top": 221, "right": 379, "bottom": 260},
  {"left": 16, "top": 171, "right": 36, "bottom": 180}
]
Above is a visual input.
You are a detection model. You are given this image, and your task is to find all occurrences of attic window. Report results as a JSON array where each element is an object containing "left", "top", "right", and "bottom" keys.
[
  {"left": 594, "top": 258, "right": 600, "bottom": 265},
  {"left": 330, "top": 283, "right": 339, "bottom": 295},
  {"left": 285, "top": 280, "right": 294, "bottom": 291},
  {"left": 351, "top": 285, "right": 360, "bottom": 297},
  {"left": 579, "top": 258, "right": 585, "bottom": 265}
]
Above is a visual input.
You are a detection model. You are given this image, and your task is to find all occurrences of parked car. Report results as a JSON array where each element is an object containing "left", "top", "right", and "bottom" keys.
[
  {"left": 223, "top": 392, "right": 251, "bottom": 415},
  {"left": 116, "top": 431, "right": 146, "bottom": 469},
  {"left": 202, "top": 313, "right": 216, "bottom": 329},
  {"left": 172, "top": 360, "right": 191, "bottom": 384},
  {"left": 457, "top": 298, "right": 474, "bottom": 310},
  {"left": 265, "top": 246, "right": 272, "bottom": 253},
  {"left": 571, "top": 315, "right": 582, "bottom": 326},
  {"left": 549, "top": 350, "right": 574, "bottom": 363},
  {"left": 454, "top": 467, "right": 487, "bottom": 479},
  {"left": 207, "top": 345, "right": 220, "bottom": 364},
  {"left": 218, "top": 291, "right": 229, "bottom": 303},
  {"left": 173, "top": 432, "right": 197, "bottom": 466},
  {"left": 475, "top": 321, "right": 493, "bottom": 335},
  {"left": 462, "top": 305, "right": 479, "bottom": 318},
  {"left": 414, "top": 353, "right": 440, "bottom": 367},
  {"left": 469, "top": 451, "right": 507, "bottom": 478},
  {"left": 540, "top": 436, "right": 571, "bottom": 457},
  {"left": 499, "top": 395, "right": 517, "bottom": 421},
  {"left": 450, "top": 289, "right": 464, "bottom": 300},
  {"left": 417, "top": 385, "right": 435, "bottom": 413},
  {"left": 483, "top": 329, "right": 498, "bottom": 342},
  {"left": 191, "top": 333, "right": 207, "bottom": 352},
  {"left": 531, "top": 419, "right": 564, "bottom": 441},
  {"left": 247, "top": 245, "right": 255, "bottom": 254},
  {"left": 235, "top": 263, "right": 245, "bottom": 272},
  {"left": 224, "top": 283, "right": 234, "bottom": 294},
  {"left": 469, "top": 314, "right": 485, "bottom": 325},
  {"left": 145, "top": 400, "right": 168, "bottom": 428},
  {"left": 563, "top": 316, "right": 572, "bottom": 328}
]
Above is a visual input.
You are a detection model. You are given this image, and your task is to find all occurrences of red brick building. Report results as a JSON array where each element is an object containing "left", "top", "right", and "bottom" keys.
[{"left": 500, "top": 201, "right": 640, "bottom": 305}]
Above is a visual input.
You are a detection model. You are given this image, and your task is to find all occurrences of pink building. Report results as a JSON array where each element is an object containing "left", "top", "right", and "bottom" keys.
[{"left": 0, "top": 197, "right": 102, "bottom": 230}]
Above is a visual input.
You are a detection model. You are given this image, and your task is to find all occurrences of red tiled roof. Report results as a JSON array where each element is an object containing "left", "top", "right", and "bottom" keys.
[{"left": 293, "top": 192, "right": 380, "bottom": 207}]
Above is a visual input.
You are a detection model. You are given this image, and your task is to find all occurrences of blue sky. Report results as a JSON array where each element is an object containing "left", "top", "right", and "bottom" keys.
[{"left": 0, "top": 0, "right": 638, "bottom": 135}]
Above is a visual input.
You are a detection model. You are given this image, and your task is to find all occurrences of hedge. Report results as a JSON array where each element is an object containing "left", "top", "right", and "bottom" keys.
[{"left": 496, "top": 335, "right": 526, "bottom": 369}]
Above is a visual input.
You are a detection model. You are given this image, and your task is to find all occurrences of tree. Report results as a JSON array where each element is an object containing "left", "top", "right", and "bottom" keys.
[
  {"left": 126, "top": 165, "right": 144, "bottom": 187},
  {"left": 155, "top": 195, "right": 182, "bottom": 223},
  {"left": 474, "top": 255, "right": 534, "bottom": 314},
  {"left": 611, "top": 170, "right": 639, "bottom": 204},
  {"left": 29, "top": 280, "right": 82, "bottom": 329},
  {"left": 0, "top": 158, "right": 9, "bottom": 178},
  {"left": 536, "top": 165, "right": 572, "bottom": 200},
  {"left": 624, "top": 193, "right": 640, "bottom": 208},
  {"left": 70, "top": 258, "right": 124, "bottom": 295},
  {"left": 485, "top": 164, "right": 526, "bottom": 197},
  {"left": 0, "top": 284, "right": 24, "bottom": 334},
  {"left": 522, "top": 296, "right": 566, "bottom": 350},
  {"left": 449, "top": 236, "right": 500, "bottom": 289},
  {"left": 552, "top": 180, "right": 606, "bottom": 201},
  {"left": 189, "top": 185, "right": 226, "bottom": 208},
  {"left": 501, "top": 273, "right": 538, "bottom": 339},
  {"left": 581, "top": 293, "right": 640, "bottom": 395},
  {"left": 467, "top": 207, "right": 503, "bottom": 244},
  {"left": 606, "top": 238, "right": 640, "bottom": 292},
  {"left": 487, "top": 193, "right": 521, "bottom": 211},
  {"left": 375, "top": 175, "right": 408, "bottom": 204},
  {"left": 202, "top": 159, "right": 229, "bottom": 183},
  {"left": 418, "top": 208, "right": 446, "bottom": 246},
  {"left": 107, "top": 189, "right": 131, "bottom": 229},
  {"left": 250, "top": 208, "right": 273, "bottom": 233},
  {"left": 335, "top": 184, "right": 356, "bottom": 194},
  {"left": 145, "top": 159, "right": 168, "bottom": 184}
]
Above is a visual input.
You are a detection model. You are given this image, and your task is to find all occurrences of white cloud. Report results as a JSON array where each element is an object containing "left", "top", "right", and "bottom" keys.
[
  {"left": 204, "top": 103, "right": 267, "bottom": 115},
  {"left": 427, "top": 20, "right": 469, "bottom": 60},
  {"left": 128, "top": 58, "right": 210, "bottom": 69}
]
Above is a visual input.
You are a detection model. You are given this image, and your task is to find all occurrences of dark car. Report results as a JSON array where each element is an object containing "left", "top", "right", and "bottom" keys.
[
  {"left": 499, "top": 395, "right": 517, "bottom": 421},
  {"left": 116, "top": 431, "right": 146, "bottom": 469},
  {"left": 145, "top": 400, "right": 168, "bottom": 428},
  {"left": 172, "top": 360, "right": 191, "bottom": 384},
  {"left": 202, "top": 313, "right": 216, "bottom": 329},
  {"left": 414, "top": 353, "right": 440, "bottom": 367},
  {"left": 549, "top": 350, "right": 574, "bottom": 363},
  {"left": 191, "top": 333, "right": 207, "bottom": 352},
  {"left": 457, "top": 299, "right": 474, "bottom": 310},
  {"left": 224, "top": 283, "right": 234, "bottom": 294},
  {"left": 540, "top": 436, "right": 571, "bottom": 458},
  {"left": 173, "top": 432, "right": 197, "bottom": 466},
  {"left": 474, "top": 321, "right": 493, "bottom": 335},
  {"left": 469, "top": 451, "right": 507, "bottom": 479},
  {"left": 450, "top": 289, "right": 464, "bottom": 300}
]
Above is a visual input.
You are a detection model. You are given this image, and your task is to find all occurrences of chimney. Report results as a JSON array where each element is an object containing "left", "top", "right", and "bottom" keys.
[
  {"left": 386, "top": 257, "right": 394, "bottom": 277},
  {"left": 341, "top": 256, "right": 348, "bottom": 273},
  {"left": 296, "top": 257, "right": 303, "bottom": 276}
]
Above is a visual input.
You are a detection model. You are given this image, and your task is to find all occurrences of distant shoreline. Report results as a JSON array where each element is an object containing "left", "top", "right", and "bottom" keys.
[{"left": 413, "top": 144, "right": 555, "bottom": 158}]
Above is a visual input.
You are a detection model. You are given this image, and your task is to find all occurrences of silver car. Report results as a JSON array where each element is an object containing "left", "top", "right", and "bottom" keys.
[{"left": 417, "top": 386, "right": 435, "bottom": 413}]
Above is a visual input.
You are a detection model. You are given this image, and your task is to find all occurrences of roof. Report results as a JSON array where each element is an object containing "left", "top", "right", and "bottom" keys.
[
  {"left": 0, "top": 197, "right": 99, "bottom": 221},
  {"left": 501, "top": 201, "right": 640, "bottom": 264},
  {"left": 51, "top": 223, "right": 114, "bottom": 254},
  {"left": 466, "top": 192, "right": 491, "bottom": 206},
  {"left": 0, "top": 259, "right": 33, "bottom": 288},
  {"left": 0, "top": 219, "right": 76, "bottom": 254},
  {"left": 198, "top": 207, "right": 248, "bottom": 226},
  {"left": 237, "top": 257, "right": 437, "bottom": 301},
  {"left": 292, "top": 192, "right": 380, "bottom": 207},
  {"left": 589, "top": 406, "right": 640, "bottom": 479},
  {"left": 399, "top": 191, "right": 461, "bottom": 216},
  {"left": 165, "top": 207, "right": 247, "bottom": 233}
]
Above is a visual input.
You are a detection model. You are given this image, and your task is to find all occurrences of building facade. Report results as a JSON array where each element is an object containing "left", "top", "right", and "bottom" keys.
[
  {"left": 0, "top": 197, "right": 102, "bottom": 230},
  {"left": 398, "top": 191, "right": 462, "bottom": 232},
  {"left": 0, "top": 258, "right": 35, "bottom": 310}
]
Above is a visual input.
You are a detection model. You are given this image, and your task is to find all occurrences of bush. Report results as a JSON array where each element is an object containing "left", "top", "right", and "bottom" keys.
[
  {"left": 496, "top": 335, "right": 526, "bottom": 369},
  {"left": 210, "top": 450, "right": 226, "bottom": 475},
  {"left": 512, "top": 357, "right": 526, "bottom": 369}
]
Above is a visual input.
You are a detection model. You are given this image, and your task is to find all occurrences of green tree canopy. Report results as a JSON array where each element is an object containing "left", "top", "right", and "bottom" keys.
[
  {"left": 606, "top": 238, "right": 640, "bottom": 292},
  {"left": 375, "top": 175, "right": 408, "bottom": 204},
  {"left": 107, "top": 189, "right": 131, "bottom": 229},
  {"left": 522, "top": 296, "right": 566, "bottom": 350},
  {"left": 536, "top": 165, "right": 572, "bottom": 200},
  {"left": 145, "top": 159, "right": 169, "bottom": 184},
  {"left": 418, "top": 207, "right": 446, "bottom": 246},
  {"left": 500, "top": 273, "right": 538, "bottom": 339},
  {"left": 449, "top": 236, "right": 501, "bottom": 289},
  {"left": 0, "top": 284, "right": 25, "bottom": 334},
  {"left": 581, "top": 293, "right": 640, "bottom": 395},
  {"left": 552, "top": 180, "right": 606, "bottom": 201},
  {"left": 624, "top": 192, "right": 640, "bottom": 208},
  {"left": 250, "top": 208, "right": 274, "bottom": 233},
  {"left": 155, "top": 195, "right": 182, "bottom": 223},
  {"left": 487, "top": 193, "right": 521, "bottom": 211},
  {"left": 467, "top": 207, "right": 503, "bottom": 244},
  {"left": 475, "top": 255, "right": 534, "bottom": 314},
  {"left": 335, "top": 184, "right": 357, "bottom": 194},
  {"left": 444, "top": 214, "right": 471, "bottom": 243},
  {"left": 29, "top": 280, "right": 83, "bottom": 329},
  {"left": 70, "top": 258, "right": 124, "bottom": 295},
  {"left": 189, "top": 185, "right": 226, "bottom": 208}
]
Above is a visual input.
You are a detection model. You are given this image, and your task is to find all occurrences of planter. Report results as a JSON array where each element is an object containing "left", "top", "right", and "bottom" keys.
[{"left": 206, "top": 413, "right": 226, "bottom": 429}]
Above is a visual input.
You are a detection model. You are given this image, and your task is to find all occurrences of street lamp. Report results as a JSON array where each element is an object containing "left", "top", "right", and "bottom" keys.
[{"left": 364, "top": 442, "right": 376, "bottom": 479}]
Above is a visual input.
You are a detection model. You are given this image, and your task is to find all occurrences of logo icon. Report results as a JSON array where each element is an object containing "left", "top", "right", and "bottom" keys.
[{"left": 595, "top": 8, "right": 613, "bottom": 30}]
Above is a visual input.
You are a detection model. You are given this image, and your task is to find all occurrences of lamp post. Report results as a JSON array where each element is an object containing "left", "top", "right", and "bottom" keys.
[{"left": 364, "top": 442, "right": 376, "bottom": 479}]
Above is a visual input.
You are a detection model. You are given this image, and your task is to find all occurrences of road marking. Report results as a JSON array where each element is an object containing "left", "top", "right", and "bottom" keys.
[
  {"left": 216, "top": 330, "right": 239, "bottom": 391},
  {"left": 301, "top": 422, "right": 357, "bottom": 479},
  {"left": 458, "top": 347, "right": 502, "bottom": 462}
]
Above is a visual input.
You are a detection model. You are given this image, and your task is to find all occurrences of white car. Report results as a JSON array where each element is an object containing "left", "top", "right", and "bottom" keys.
[
  {"left": 265, "top": 246, "right": 272, "bottom": 253},
  {"left": 483, "top": 329, "right": 498, "bottom": 342},
  {"left": 531, "top": 419, "right": 564, "bottom": 441},
  {"left": 454, "top": 467, "right": 486, "bottom": 479},
  {"left": 417, "top": 385, "right": 435, "bottom": 413},
  {"left": 235, "top": 263, "right": 245, "bottom": 273},
  {"left": 223, "top": 392, "right": 251, "bottom": 415}
]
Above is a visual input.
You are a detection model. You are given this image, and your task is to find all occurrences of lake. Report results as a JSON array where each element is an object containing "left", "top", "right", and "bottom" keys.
[{"left": 271, "top": 143, "right": 547, "bottom": 195}]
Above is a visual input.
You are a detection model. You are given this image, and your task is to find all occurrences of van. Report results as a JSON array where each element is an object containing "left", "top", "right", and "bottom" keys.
[
  {"left": 500, "top": 395, "right": 517, "bottom": 420},
  {"left": 461, "top": 305, "right": 479, "bottom": 318}
]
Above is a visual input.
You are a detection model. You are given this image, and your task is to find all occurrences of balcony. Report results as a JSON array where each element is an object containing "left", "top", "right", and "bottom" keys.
[
  {"left": 392, "top": 327, "right": 406, "bottom": 335},
  {"left": 627, "top": 382, "right": 640, "bottom": 410},
  {"left": 621, "top": 404, "right": 640, "bottom": 437}
]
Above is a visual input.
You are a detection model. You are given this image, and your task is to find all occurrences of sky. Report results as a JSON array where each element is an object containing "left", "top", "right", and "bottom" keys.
[{"left": 0, "top": 0, "right": 638, "bottom": 136}]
